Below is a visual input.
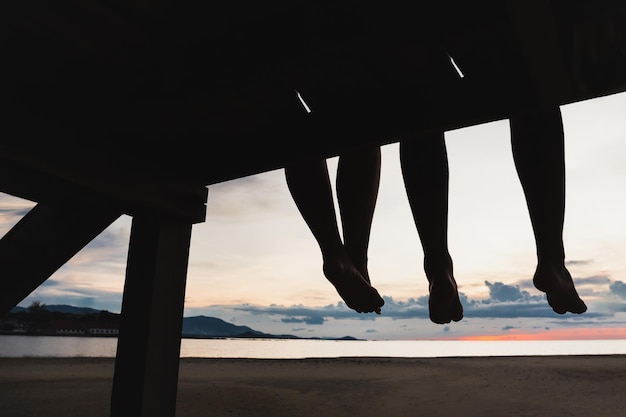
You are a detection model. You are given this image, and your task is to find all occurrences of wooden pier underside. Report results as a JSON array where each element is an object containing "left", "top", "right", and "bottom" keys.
[{"left": 2, "top": 1, "right": 626, "bottom": 416}]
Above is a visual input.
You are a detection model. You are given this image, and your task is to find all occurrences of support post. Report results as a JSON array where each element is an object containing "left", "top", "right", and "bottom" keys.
[{"left": 111, "top": 213, "right": 193, "bottom": 417}]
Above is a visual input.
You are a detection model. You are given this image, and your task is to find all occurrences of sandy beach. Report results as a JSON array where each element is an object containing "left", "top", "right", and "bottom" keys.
[{"left": 1, "top": 355, "right": 626, "bottom": 417}]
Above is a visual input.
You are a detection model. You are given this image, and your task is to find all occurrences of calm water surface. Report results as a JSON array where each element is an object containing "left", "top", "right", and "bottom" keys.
[{"left": 2, "top": 335, "right": 626, "bottom": 358}]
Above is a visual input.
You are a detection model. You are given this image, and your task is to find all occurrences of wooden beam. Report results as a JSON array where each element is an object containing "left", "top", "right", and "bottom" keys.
[
  {"left": 0, "top": 202, "right": 121, "bottom": 316},
  {"left": 0, "top": 149, "right": 208, "bottom": 224},
  {"left": 111, "top": 214, "right": 192, "bottom": 417}
]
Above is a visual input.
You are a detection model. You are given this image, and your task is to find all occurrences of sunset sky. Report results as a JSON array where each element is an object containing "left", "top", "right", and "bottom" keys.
[{"left": 3, "top": 91, "right": 626, "bottom": 341}]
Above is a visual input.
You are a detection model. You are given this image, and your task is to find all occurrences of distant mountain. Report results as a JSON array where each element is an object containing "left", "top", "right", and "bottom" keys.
[
  {"left": 182, "top": 315, "right": 268, "bottom": 338},
  {"left": 7, "top": 305, "right": 360, "bottom": 340},
  {"left": 10, "top": 304, "right": 105, "bottom": 315}
]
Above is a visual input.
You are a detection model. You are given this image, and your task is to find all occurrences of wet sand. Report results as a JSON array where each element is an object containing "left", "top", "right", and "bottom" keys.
[{"left": 1, "top": 355, "right": 626, "bottom": 417}]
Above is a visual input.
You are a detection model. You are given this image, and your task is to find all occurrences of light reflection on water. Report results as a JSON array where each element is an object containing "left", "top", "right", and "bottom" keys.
[{"left": 2, "top": 335, "right": 626, "bottom": 358}]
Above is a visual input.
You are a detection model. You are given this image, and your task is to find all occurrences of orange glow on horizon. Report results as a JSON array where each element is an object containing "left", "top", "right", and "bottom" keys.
[{"left": 451, "top": 327, "right": 626, "bottom": 341}]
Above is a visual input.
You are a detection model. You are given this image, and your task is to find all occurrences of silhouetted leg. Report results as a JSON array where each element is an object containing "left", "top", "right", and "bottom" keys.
[
  {"left": 510, "top": 106, "right": 587, "bottom": 314},
  {"left": 400, "top": 132, "right": 463, "bottom": 324},
  {"left": 336, "top": 146, "right": 381, "bottom": 283},
  {"left": 285, "top": 158, "right": 384, "bottom": 314}
]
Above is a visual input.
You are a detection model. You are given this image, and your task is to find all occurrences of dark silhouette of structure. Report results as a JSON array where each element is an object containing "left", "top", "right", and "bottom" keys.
[{"left": 2, "top": 1, "right": 625, "bottom": 416}]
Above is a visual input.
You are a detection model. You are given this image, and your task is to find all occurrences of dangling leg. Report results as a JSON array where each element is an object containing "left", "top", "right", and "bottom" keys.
[
  {"left": 510, "top": 106, "right": 587, "bottom": 314},
  {"left": 400, "top": 132, "right": 463, "bottom": 324},
  {"left": 285, "top": 158, "right": 384, "bottom": 314},
  {"left": 336, "top": 146, "right": 381, "bottom": 284}
]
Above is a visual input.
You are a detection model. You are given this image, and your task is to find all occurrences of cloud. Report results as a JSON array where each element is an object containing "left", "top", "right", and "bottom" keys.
[
  {"left": 565, "top": 259, "right": 594, "bottom": 266},
  {"left": 84, "top": 225, "right": 130, "bottom": 251},
  {"left": 515, "top": 280, "right": 536, "bottom": 290},
  {"left": 510, "top": 274, "right": 610, "bottom": 295},
  {"left": 575, "top": 275, "right": 611, "bottom": 285},
  {"left": 0, "top": 193, "right": 35, "bottom": 208},
  {"left": 281, "top": 315, "right": 325, "bottom": 325},
  {"left": 205, "top": 172, "right": 289, "bottom": 220},
  {"left": 39, "top": 279, "right": 62, "bottom": 287},
  {"left": 20, "top": 287, "right": 122, "bottom": 313},
  {"left": 26, "top": 276, "right": 620, "bottom": 329},
  {"left": 466, "top": 302, "right": 560, "bottom": 319},
  {"left": 0, "top": 193, "right": 36, "bottom": 234},
  {"left": 235, "top": 302, "right": 383, "bottom": 321},
  {"left": 222, "top": 282, "right": 613, "bottom": 322},
  {"left": 485, "top": 281, "right": 527, "bottom": 302},
  {"left": 0, "top": 206, "right": 32, "bottom": 218},
  {"left": 609, "top": 280, "right": 626, "bottom": 299}
]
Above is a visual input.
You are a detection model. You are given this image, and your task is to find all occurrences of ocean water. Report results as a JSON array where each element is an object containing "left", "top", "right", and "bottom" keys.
[{"left": 2, "top": 335, "right": 626, "bottom": 359}]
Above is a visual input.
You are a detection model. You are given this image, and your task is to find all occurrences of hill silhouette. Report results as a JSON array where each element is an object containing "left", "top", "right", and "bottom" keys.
[{"left": 5, "top": 304, "right": 359, "bottom": 340}]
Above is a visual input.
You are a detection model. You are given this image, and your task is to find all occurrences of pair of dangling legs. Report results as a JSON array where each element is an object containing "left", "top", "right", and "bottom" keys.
[
  {"left": 285, "top": 146, "right": 384, "bottom": 314},
  {"left": 286, "top": 106, "right": 586, "bottom": 322}
]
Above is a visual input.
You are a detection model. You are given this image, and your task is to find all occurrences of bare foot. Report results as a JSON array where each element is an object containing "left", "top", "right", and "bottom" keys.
[
  {"left": 323, "top": 260, "right": 384, "bottom": 314},
  {"left": 533, "top": 264, "right": 587, "bottom": 314},
  {"left": 428, "top": 275, "right": 464, "bottom": 324},
  {"left": 425, "top": 257, "right": 463, "bottom": 324}
]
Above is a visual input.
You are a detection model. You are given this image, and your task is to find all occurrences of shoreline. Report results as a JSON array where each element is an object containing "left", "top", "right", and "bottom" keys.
[{"left": 2, "top": 355, "right": 626, "bottom": 416}]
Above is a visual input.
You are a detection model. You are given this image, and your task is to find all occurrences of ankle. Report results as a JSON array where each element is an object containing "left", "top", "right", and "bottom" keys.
[{"left": 423, "top": 253, "right": 453, "bottom": 276}]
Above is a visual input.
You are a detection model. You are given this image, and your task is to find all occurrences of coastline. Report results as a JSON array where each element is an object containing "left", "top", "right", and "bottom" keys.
[{"left": 2, "top": 355, "right": 626, "bottom": 417}]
